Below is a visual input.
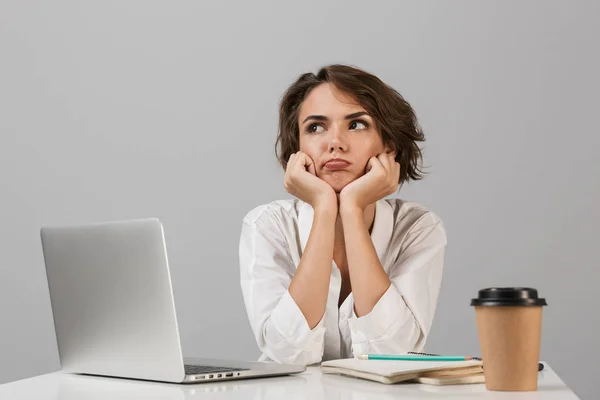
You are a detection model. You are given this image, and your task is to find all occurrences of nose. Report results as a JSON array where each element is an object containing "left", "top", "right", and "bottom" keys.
[{"left": 328, "top": 125, "right": 348, "bottom": 153}]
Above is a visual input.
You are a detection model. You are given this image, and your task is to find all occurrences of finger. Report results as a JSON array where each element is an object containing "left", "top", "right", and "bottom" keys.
[
  {"left": 287, "top": 153, "right": 297, "bottom": 171},
  {"left": 295, "top": 151, "right": 308, "bottom": 164},
  {"left": 365, "top": 156, "right": 375, "bottom": 173},
  {"left": 388, "top": 152, "right": 398, "bottom": 175},
  {"left": 366, "top": 156, "right": 383, "bottom": 174},
  {"left": 297, "top": 153, "right": 317, "bottom": 176},
  {"left": 307, "top": 160, "right": 316, "bottom": 175},
  {"left": 302, "top": 154, "right": 316, "bottom": 175},
  {"left": 293, "top": 152, "right": 308, "bottom": 171},
  {"left": 384, "top": 154, "right": 400, "bottom": 184},
  {"left": 378, "top": 152, "right": 392, "bottom": 173}
]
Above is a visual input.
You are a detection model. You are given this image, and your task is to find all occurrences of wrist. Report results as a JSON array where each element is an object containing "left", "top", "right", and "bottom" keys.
[
  {"left": 313, "top": 201, "right": 338, "bottom": 220},
  {"left": 338, "top": 190, "right": 366, "bottom": 214},
  {"left": 339, "top": 202, "right": 364, "bottom": 219}
]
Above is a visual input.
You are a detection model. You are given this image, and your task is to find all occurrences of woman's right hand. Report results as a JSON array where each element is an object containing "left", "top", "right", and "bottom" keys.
[{"left": 284, "top": 152, "right": 337, "bottom": 213}]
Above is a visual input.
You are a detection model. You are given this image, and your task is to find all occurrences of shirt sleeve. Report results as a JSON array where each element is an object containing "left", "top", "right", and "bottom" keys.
[
  {"left": 239, "top": 205, "right": 326, "bottom": 365},
  {"left": 347, "top": 211, "right": 446, "bottom": 357}
]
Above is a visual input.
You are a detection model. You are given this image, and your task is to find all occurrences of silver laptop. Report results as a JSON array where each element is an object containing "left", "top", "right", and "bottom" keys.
[{"left": 40, "top": 218, "right": 305, "bottom": 383}]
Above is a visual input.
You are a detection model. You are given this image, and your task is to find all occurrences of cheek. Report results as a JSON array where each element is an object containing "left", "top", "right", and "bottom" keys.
[
  {"left": 299, "top": 137, "right": 327, "bottom": 160},
  {"left": 356, "top": 136, "right": 385, "bottom": 159}
]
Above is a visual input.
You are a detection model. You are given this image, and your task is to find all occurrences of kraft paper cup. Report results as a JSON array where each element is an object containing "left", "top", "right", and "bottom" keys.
[{"left": 471, "top": 287, "right": 547, "bottom": 391}]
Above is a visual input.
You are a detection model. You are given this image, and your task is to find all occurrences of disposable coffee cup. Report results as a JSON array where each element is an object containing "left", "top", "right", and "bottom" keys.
[{"left": 471, "top": 287, "right": 547, "bottom": 391}]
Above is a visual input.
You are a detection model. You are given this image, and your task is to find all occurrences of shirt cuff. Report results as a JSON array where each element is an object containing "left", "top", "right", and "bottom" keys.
[
  {"left": 348, "top": 284, "right": 403, "bottom": 344},
  {"left": 269, "top": 290, "right": 326, "bottom": 350}
]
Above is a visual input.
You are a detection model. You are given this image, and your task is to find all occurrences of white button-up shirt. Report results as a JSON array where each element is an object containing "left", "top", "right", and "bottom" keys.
[{"left": 239, "top": 198, "right": 446, "bottom": 365}]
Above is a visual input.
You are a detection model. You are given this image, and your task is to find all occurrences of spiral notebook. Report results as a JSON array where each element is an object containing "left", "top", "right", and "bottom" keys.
[{"left": 320, "top": 358, "right": 484, "bottom": 385}]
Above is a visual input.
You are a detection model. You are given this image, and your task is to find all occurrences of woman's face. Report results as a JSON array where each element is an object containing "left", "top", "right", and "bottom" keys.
[{"left": 298, "top": 83, "right": 387, "bottom": 193}]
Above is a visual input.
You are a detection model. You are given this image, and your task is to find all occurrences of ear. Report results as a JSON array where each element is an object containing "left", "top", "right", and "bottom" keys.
[{"left": 383, "top": 142, "right": 397, "bottom": 154}]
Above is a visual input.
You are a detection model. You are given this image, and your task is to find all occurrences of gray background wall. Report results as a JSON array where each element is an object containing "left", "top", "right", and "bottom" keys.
[{"left": 1, "top": 1, "right": 598, "bottom": 398}]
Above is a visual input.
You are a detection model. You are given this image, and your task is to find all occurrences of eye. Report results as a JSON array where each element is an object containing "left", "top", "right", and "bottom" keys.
[
  {"left": 349, "top": 120, "right": 369, "bottom": 130},
  {"left": 307, "top": 123, "right": 325, "bottom": 134}
]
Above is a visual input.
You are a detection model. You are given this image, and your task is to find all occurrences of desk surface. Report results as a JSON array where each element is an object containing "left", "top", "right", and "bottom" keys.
[{"left": 0, "top": 363, "right": 579, "bottom": 399}]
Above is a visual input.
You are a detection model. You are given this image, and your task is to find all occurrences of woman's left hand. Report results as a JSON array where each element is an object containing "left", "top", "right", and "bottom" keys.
[{"left": 339, "top": 152, "right": 400, "bottom": 213}]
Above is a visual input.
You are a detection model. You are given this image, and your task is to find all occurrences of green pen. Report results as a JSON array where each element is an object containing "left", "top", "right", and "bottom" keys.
[{"left": 358, "top": 354, "right": 473, "bottom": 361}]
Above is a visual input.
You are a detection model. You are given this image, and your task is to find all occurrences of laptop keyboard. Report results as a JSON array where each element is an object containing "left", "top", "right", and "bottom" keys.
[{"left": 184, "top": 364, "right": 249, "bottom": 375}]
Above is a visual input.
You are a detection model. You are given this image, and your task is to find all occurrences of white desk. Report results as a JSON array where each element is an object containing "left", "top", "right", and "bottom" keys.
[{"left": 0, "top": 363, "right": 579, "bottom": 399}]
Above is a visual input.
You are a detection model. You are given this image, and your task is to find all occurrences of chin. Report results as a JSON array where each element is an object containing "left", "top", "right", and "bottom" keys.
[{"left": 323, "top": 176, "right": 353, "bottom": 193}]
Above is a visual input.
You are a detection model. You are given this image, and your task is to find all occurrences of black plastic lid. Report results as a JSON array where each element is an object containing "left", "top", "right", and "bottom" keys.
[{"left": 470, "top": 287, "right": 547, "bottom": 307}]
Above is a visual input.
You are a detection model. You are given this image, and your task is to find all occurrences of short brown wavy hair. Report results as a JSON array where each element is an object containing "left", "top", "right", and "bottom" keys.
[{"left": 275, "top": 64, "right": 425, "bottom": 184}]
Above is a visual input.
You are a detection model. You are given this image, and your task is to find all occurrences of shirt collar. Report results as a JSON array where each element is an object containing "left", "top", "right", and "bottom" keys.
[{"left": 298, "top": 199, "right": 394, "bottom": 261}]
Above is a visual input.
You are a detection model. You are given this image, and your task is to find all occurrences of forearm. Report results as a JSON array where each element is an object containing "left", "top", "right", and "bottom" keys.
[
  {"left": 340, "top": 206, "right": 391, "bottom": 317},
  {"left": 288, "top": 207, "right": 337, "bottom": 328}
]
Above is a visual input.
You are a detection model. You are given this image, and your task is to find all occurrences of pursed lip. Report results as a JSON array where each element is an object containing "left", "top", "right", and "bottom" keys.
[{"left": 323, "top": 158, "right": 351, "bottom": 170}]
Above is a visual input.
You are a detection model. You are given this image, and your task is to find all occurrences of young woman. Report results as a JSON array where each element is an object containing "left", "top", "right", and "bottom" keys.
[{"left": 239, "top": 65, "right": 446, "bottom": 365}]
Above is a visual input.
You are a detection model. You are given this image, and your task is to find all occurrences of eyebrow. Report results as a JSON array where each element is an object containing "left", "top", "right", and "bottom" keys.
[{"left": 301, "top": 111, "right": 369, "bottom": 124}]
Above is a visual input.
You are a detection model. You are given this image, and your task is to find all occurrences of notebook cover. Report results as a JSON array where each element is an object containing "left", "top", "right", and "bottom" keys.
[
  {"left": 320, "top": 359, "right": 483, "bottom": 385},
  {"left": 320, "top": 366, "right": 420, "bottom": 384},
  {"left": 415, "top": 373, "right": 485, "bottom": 385},
  {"left": 419, "top": 365, "right": 483, "bottom": 378}
]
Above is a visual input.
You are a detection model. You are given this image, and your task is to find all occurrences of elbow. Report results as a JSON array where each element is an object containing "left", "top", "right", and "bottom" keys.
[
  {"left": 254, "top": 322, "right": 325, "bottom": 366},
  {"left": 407, "top": 318, "right": 428, "bottom": 352},
  {"left": 352, "top": 314, "right": 425, "bottom": 356},
  {"left": 258, "top": 344, "right": 323, "bottom": 366},
  {"left": 285, "top": 352, "right": 323, "bottom": 366}
]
